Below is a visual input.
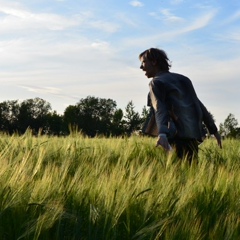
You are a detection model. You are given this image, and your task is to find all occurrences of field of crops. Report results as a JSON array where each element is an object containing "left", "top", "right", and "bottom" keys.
[{"left": 0, "top": 130, "right": 240, "bottom": 239}]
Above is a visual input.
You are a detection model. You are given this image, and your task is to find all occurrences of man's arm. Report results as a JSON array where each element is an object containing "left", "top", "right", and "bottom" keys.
[
  {"left": 149, "top": 80, "right": 169, "bottom": 135},
  {"left": 199, "top": 100, "right": 222, "bottom": 148},
  {"left": 149, "top": 80, "right": 172, "bottom": 151}
]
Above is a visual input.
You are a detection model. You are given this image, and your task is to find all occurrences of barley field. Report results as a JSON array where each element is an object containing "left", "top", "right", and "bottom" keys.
[{"left": 0, "top": 130, "right": 239, "bottom": 240}]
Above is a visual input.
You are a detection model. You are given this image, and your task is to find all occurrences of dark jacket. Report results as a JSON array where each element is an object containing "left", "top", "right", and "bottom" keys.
[{"left": 143, "top": 71, "right": 217, "bottom": 141}]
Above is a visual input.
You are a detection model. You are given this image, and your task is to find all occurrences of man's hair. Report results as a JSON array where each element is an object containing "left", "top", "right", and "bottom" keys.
[{"left": 139, "top": 48, "right": 171, "bottom": 71}]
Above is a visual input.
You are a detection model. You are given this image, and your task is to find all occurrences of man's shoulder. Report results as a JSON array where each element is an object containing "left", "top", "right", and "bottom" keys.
[
  {"left": 154, "top": 72, "right": 189, "bottom": 81},
  {"left": 169, "top": 72, "right": 189, "bottom": 79}
]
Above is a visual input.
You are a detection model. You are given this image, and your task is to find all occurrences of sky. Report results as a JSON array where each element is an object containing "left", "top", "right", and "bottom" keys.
[{"left": 0, "top": 0, "right": 240, "bottom": 127}]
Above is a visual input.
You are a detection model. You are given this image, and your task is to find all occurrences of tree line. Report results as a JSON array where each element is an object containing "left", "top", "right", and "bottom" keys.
[
  {"left": 219, "top": 113, "right": 240, "bottom": 139},
  {"left": 0, "top": 96, "right": 239, "bottom": 138},
  {"left": 0, "top": 96, "right": 148, "bottom": 136}
]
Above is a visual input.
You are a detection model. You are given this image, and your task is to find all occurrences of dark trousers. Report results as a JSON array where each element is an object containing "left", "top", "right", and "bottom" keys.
[{"left": 169, "top": 138, "right": 199, "bottom": 163}]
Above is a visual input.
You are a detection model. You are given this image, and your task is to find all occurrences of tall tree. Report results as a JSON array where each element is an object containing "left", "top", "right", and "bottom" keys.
[
  {"left": 45, "top": 111, "right": 64, "bottom": 136},
  {"left": 219, "top": 113, "right": 239, "bottom": 138},
  {"left": 111, "top": 108, "right": 124, "bottom": 136},
  {"left": 17, "top": 98, "right": 52, "bottom": 134},
  {"left": 123, "top": 100, "right": 142, "bottom": 134},
  {"left": 63, "top": 96, "right": 120, "bottom": 136},
  {"left": 0, "top": 100, "right": 20, "bottom": 133},
  {"left": 63, "top": 105, "right": 80, "bottom": 133}
]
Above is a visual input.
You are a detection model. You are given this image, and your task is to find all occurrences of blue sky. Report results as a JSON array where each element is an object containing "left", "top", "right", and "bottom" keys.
[{"left": 0, "top": 0, "right": 240, "bottom": 126}]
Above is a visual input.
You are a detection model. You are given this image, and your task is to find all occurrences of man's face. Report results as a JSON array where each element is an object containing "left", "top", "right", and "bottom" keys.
[{"left": 140, "top": 55, "right": 157, "bottom": 78}]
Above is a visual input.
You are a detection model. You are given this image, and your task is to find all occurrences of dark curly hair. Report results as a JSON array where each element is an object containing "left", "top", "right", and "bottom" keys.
[{"left": 139, "top": 48, "right": 171, "bottom": 71}]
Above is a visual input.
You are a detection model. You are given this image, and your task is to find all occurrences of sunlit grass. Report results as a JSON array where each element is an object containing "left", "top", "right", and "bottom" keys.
[{"left": 0, "top": 131, "right": 239, "bottom": 239}]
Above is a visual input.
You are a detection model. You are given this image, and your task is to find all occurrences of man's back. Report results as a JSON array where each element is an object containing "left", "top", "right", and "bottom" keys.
[{"left": 150, "top": 72, "right": 205, "bottom": 140}]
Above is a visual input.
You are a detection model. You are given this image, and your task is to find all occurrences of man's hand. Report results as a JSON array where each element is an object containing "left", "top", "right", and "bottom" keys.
[
  {"left": 156, "top": 134, "right": 172, "bottom": 151},
  {"left": 214, "top": 132, "right": 222, "bottom": 149}
]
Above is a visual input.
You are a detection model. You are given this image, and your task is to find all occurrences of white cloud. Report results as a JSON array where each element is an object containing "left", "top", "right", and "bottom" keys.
[
  {"left": 21, "top": 86, "right": 62, "bottom": 95},
  {"left": 129, "top": 1, "right": 144, "bottom": 7},
  {"left": 215, "top": 29, "right": 240, "bottom": 44},
  {"left": 122, "top": 10, "right": 218, "bottom": 49},
  {"left": 227, "top": 32, "right": 240, "bottom": 41},
  {"left": 91, "top": 41, "right": 110, "bottom": 50},
  {"left": 0, "top": 5, "right": 79, "bottom": 32},
  {"left": 0, "top": 4, "right": 120, "bottom": 35},
  {"left": 150, "top": 8, "right": 216, "bottom": 29},
  {"left": 116, "top": 13, "right": 139, "bottom": 28},
  {"left": 181, "top": 9, "right": 217, "bottom": 32},
  {"left": 88, "top": 20, "right": 119, "bottom": 33},
  {"left": 223, "top": 10, "right": 240, "bottom": 25},
  {"left": 160, "top": 9, "right": 185, "bottom": 23}
]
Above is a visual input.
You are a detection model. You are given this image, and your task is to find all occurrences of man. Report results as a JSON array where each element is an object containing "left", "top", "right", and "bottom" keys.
[{"left": 139, "top": 48, "right": 222, "bottom": 161}]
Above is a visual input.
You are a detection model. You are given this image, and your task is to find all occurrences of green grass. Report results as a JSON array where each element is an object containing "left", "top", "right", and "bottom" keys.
[{"left": 0, "top": 131, "right": 240, "bottom": 239}]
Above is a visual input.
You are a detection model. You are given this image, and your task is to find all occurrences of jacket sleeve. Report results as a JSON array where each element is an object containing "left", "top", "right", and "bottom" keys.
[
  {"left": 149, "top": 80, "right": 170, "bottom": 135},
  {"left": 199, "top": 100, "right": 218, "bottom": 134}
]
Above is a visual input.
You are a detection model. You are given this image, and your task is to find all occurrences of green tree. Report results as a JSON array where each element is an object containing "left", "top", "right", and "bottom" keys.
[
  {"left": 111, "top": 108, "right": 124, "bottom": 136},
  {"left": 45, "top": 111, "right": 65, "bottom": 136},
  {"left": 63, "top": 105, "right": 80, "bottom": 134},
  {"left": 17, "top": 98, "right": 52, "bottom": 134},
  {"left": 63, "top": 96, "right": 121, "bottom": 136},
  {"left": 123, "top": 100, "right": 142, "bottom": 134},
  {"left": 219, "top": 113, "right": 239, "bottom": 138},
  {"left": 0, "top": 100, "right": 20, "bottom": 133}
]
